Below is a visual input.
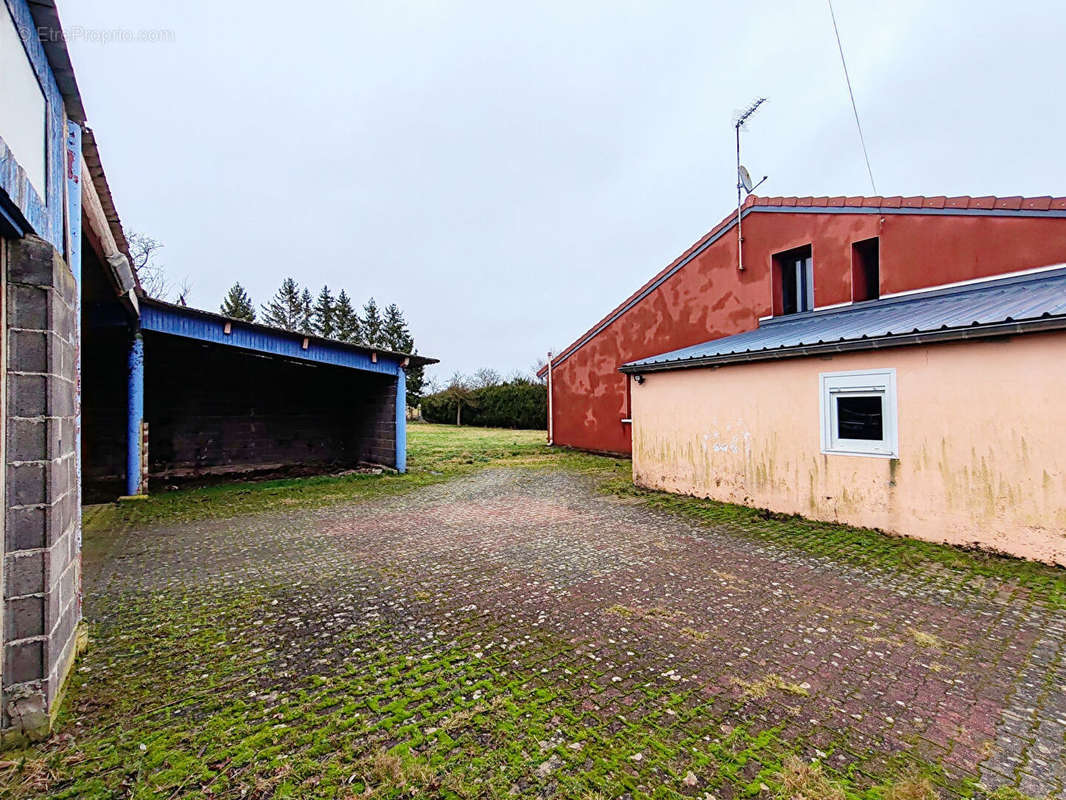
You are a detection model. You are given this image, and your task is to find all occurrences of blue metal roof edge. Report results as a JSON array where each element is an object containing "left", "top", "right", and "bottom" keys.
[
  {"left": 621, "top": 266, "right": 1066, "bottom": 372},
  {"left": 140, "top": 300, "right": 437, "bottom": 376}
]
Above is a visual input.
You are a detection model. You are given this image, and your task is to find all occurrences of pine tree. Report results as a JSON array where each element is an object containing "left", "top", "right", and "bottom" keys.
[
  {"left": 381, "top": 303, "right": 410, "bottom": 351},
  {"left": 312, "top": 286, "right": 335, "bottom": 339},
  {"left": 405, "top": 357, "right": 426, "bottom": 406},
  {"left": 360, "top": 297, "right": 383, "bottom": 346},
  {"left": 332, "top": 290, "right": 361, "bottom": 343},
  {"left": 220, "top": 282, "right": 255, "bottom": 321},
  {"left": 377, "top": 303, "right": 424, "bottom": 404},
  {"left": 299, "top": 288, "right": 315, "bottom": 334},
  {"left": 260, "top": 278, "right": 306, "bottom": 331}
]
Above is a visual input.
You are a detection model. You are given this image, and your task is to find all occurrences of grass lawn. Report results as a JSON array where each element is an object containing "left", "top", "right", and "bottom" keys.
[
  {"left": 3, "top": 424, "right": 1062, "bottom": 800},
  {"left": 92, "top": 424, "right": 585, "bottom": 527}
]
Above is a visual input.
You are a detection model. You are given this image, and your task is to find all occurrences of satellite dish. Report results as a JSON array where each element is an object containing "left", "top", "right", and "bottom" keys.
[{"left": 738, "top": 165, "right": 753, "bottom": 193}]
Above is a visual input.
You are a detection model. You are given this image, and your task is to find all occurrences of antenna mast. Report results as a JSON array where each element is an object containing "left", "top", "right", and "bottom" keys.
[{"left": 735, "top": 97, "right": 767, "bottom": 271}]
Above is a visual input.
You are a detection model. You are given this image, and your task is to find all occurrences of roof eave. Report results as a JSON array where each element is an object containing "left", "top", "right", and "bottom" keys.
[
  {"left": 619, "top": 316, "right": 1066, "bottom": 374},
  {"left": 81, "top": 127, "right": 134, "bottom": 269},
  {"left": 27, "top": 1, "right": 86, "bottom": 123},
  {"left": 139, "top": 296, "right": 439, "bottom": 367}
]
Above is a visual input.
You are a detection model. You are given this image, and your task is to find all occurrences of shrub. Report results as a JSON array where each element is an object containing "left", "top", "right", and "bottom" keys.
[{"left": 422, "top": 379, "right": 546, "bottom": 429}]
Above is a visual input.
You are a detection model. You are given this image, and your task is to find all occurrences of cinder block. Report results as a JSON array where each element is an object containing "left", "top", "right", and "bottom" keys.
[
  {"left": 49, "top": 603, "right": 76, "bottom": 667},
  {"left": 9, "top": 374, "right": 47, "bottom": 417},
  {"left": 9, "top": 330, "right": 48, "bottom": 374},
  {"left": 54, "top": 258, "right": 77, "bottom": 306},
  {"left": 44, "top": 496, "right": 74, "bottom": 549},
  {"left": 8, "top": 285, "right": 47, "bottom": 330},
  {"left": 5, "top": 551, "right": 44, "bottom": 597},
  {"left": 8, "top": 462, "right": 46, "bottom": 506},
  {"left": 6, "top": 235, "right": 57, "bottom": 286},
  {"left": 48, "top": 527, "right": 71, "bottom": 571},
  {"left": 6, "top": 506, "right": 46, "bottom": 551},
  {"left": 54, "top": 292, "right": 77, "bottom": 343},
  {"left": 57, "top": 417, "right": 74, "bottom": 457},
  {"left": 5, "top": 640, "right": 45, "bottom": 685},
  {"left": 8, "top": 418, "right": 47, "bottom": 462},
  {"left": 48, "top": 457, "right": 71, "bottom": 501},
  {"left": 47, "top": 377, "right": 74, "bottom": 417},
  {"left": 5, "top": 689, "right": 50, "bottom": 740},
  {"left": 48, "top": 332, "right": 71, "bottom": 378},
  {"left": 6, "top": 596, "right": 45, "bottom": 640}
]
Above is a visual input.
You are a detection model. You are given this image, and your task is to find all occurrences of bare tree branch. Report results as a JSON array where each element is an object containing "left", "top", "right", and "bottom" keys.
[{"left": 127, "top": 231, "right": 173, "bottom": 300}]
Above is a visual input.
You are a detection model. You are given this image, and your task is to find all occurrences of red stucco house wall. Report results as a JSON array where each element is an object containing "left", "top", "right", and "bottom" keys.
[{"left": 543, "top": 195, "right": 1066, "bottom": 455}]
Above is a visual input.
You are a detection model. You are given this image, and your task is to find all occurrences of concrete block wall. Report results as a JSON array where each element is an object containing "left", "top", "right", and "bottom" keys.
[
  {"left": 140, "top": 333, "right": 400, "bottom": 479},
  {"left": 356, "top": 378, "right": 397, "bottom": 467},
  {"left": 3, "top": 234, "right": 81, "bottom": 740},
  {"left": 79, "top": 326, "right": 127, "bottom": 500}
]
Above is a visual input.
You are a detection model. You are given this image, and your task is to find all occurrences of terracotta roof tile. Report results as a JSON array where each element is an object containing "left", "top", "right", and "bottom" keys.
[
  {"left": 730, "top": 192, "right": 1066, "bottom": 213},
  {"left": 1023, "top": 196, "right": 1053, "bottom": 210}
]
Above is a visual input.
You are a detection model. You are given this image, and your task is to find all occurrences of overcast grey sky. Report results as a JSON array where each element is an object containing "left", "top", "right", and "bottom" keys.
[{"left": 64, "top": 1, "right": 1066, "bottom": 382}]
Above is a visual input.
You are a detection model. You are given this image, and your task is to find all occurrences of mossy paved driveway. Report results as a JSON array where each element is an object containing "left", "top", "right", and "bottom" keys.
[{"left": 8, "top": 461, "right": 1066, "bottom": 798}]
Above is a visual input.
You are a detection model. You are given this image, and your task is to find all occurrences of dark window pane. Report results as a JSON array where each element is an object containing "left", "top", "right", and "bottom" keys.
[
  {"left": 781, "top": 261, "right": 799, "bottom": 314},
  {"left": 775, "top": 247, "right": 813, "bottom": 316},
  {"left": 836, "top": 395, "right": 883, "bottom": 440}
]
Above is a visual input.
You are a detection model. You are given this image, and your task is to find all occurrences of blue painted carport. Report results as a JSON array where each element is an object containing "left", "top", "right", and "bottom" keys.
[{"left": 112, "top": 298, "right": 436, "bottom": 496}]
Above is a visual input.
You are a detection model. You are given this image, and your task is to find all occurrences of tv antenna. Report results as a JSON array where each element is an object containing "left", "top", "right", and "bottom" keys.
[{"left": 734, "top": 98, "right": 768, "bottom": 271}]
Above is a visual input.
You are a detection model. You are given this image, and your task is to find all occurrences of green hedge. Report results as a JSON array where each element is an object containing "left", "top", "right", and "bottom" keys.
[{"left": 422, "top": 380, "right": 546, "bottom": 429}]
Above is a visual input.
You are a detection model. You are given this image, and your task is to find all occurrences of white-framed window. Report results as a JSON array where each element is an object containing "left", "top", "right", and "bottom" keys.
[
  {"left": 774, "top": 245, "right": 814, "bottom": 315},
  {"left": 819, "top": 368, "right": 898, "bottom": 458}
]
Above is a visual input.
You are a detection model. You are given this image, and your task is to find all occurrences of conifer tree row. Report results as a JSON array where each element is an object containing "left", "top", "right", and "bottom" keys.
[{"left": 220, "top": 279, "right": 425, "bottom": 401}]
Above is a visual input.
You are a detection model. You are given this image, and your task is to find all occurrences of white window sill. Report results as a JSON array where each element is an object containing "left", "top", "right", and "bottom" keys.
[{"left": 821, "top": 449, "right": 898, "bottom": 459}]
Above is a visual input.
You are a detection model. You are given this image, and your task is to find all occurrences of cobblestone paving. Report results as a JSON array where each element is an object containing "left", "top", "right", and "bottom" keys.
[{"left": 83, "top": 468, "right": 1066, "bottom": 798}]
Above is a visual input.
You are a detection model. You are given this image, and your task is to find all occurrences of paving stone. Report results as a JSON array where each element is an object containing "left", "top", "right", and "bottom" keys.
[{"left": 80, "top": 468, "right": 1066, "bottom": 798}]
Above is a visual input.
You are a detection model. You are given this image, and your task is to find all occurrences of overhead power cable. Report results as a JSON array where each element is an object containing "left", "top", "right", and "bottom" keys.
[{"left": 827, "top": 0, "right": 877, "bottom": 194}]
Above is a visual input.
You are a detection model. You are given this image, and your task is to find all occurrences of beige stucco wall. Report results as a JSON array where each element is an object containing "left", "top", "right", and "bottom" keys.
[{"left": 630, "top": 332, "right": 1066, "bottom": 565}]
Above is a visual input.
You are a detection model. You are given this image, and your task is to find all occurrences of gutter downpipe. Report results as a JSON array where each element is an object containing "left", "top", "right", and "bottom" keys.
[{"left": 546, "top": 351, "right": 554, "bottom": 446}]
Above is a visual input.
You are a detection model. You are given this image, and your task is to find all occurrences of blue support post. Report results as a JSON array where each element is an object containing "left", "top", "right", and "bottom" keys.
[
  {"left": 65, "top": 122, "right": 82, "bottom": 283},
  {"left": 126, "top": 331, "right": 145, "bottom": 495},
  {"left": 65, "top": 122, "right": 83, "bottom": 525},
  {"left": 395, "top": 369, "right": 407, "bottom": 473}
]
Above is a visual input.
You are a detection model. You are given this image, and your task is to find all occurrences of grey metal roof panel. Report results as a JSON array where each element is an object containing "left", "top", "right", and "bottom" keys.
[{"left": 622, "top": 266, "right": 1066, "bottom": 371}]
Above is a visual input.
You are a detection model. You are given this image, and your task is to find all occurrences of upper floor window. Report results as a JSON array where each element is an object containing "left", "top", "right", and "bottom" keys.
[
  {"left": 773, "top": 245, "right": 813, "bottom": 315},
  {"left": 852, "top": 237, "right": 880, "bottom": 302}
]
